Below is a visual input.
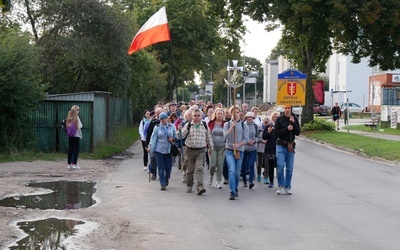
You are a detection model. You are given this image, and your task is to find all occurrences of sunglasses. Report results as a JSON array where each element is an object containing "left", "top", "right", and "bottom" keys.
[
  {"left": 194, "top": 115, "right": 201, "bottom": 117},
  {"left": 284, "top": 107, "right": 291, "bottom": 110}
]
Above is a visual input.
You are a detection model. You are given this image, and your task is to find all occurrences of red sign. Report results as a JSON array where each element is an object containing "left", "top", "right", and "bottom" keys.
[{"left": 287, "top": 82, "right": 297, "bottom": 96}]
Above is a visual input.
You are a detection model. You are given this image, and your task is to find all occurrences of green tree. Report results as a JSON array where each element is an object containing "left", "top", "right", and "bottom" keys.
[
  {"left": 0, "top": 27, "right": 45, "bottom": 151},
  {"left": 210, "top": 0, "right": 400, "bottom": 124}
]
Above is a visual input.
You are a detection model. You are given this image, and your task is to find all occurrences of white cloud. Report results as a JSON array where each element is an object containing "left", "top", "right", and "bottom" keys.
[{"left": 242, "top": 19, "right": 282, "bottom": 63}]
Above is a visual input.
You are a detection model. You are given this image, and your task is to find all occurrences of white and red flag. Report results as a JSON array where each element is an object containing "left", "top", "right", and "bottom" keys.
[{"left": 128, "top": 6, "right": 171, "bottom": 55}]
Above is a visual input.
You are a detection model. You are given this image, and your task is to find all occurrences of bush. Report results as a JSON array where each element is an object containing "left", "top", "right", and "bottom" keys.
[{"left": 302, "top": 116, "right": 335, "bottom": 131}]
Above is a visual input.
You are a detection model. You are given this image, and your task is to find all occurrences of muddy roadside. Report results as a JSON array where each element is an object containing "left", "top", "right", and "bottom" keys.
[{"left": 0, "top": 145, "right": 141, "bottom": 249}]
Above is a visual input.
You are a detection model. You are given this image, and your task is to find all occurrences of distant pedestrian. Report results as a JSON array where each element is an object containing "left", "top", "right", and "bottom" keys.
[
  {"left": 262, "top": 112, "right": 280, "bottom": 187},
  {"left": 331, "top": 102, "right": 342, "bottom": 130},
  {"left": 149, "top": 112, "right": 177, "bottom": 191},
  {"left": 275, "top": 106, "right": 301, "bottom": 195},
  {"left": 67, "top": 106, "right": 82, "bottom": 170},
  {"left": 343, "top": 108, "right": 349, "bottom": 126},
  {"left": 242, "top": 112, "right": 258, "bottom": 189},
  {"left": 139, "top": 109, "right": 151, "bottom": 171}
]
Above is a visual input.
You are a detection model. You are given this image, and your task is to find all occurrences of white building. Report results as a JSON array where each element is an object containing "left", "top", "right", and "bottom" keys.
[
  {"left": 263, "top": 60, "right": 278, "bottom": 103},
  {"left": 328, "top": 54, "right": 371, "bottom": 109}
]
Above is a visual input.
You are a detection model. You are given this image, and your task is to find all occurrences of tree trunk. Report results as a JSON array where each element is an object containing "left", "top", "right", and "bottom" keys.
[{"left": 301, "top": 49, "right": 315, "bottom": 126}]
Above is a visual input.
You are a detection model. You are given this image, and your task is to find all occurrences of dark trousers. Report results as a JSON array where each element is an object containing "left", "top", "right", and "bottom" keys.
[
  {"left": 68, "top": 137, "right": 80, "bottom": 164},
  {"left": 141, "top": 140, "right": 148, "bottom": 166}
]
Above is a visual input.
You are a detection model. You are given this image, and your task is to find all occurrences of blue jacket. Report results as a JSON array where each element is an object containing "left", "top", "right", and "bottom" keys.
[{"left": 149, "top": 123, "right": 177, "bottom": 155}]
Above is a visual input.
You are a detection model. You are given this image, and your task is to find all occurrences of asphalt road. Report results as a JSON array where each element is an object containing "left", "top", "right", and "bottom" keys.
[{"left": 97, "top": 139, "right": 400, "bottom": 250}]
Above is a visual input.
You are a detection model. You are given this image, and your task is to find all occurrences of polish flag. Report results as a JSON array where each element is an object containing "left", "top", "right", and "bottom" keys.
[{"left": 128, "top": 6, "right": 171, "bottom": 55}]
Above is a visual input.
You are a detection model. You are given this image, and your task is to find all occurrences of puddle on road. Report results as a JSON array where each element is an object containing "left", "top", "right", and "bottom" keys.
[
  {"left": 9, "top": 217, "right": 84, "bottom": 249},
  {"left": 0, "top": 180, "right": 97, "bottom": 210}
]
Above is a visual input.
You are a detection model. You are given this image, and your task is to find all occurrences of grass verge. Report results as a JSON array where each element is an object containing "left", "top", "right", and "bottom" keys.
[
  {"left": 303, "top": 130, "right": 400, "bottom": 162},
  {"left": 347, "top": 125, "right": 400, "bottom": 135},
  {"left": 0, "top": 127, "right": 139, "bottom": 163}
]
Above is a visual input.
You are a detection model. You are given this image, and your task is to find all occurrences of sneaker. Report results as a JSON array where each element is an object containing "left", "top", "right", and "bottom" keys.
[
  {"left": 160, "top": 186, "right": 166, "bottom": 191},
  {"left": 285, "top": 188, "right": 292, "bottom": 195},
  {"left": 249, "top": 182, "right": 255, "bottom": 189},
  {"left": 268, "top": 182, "right": 274, "bottom": 188},
  {"left": 276, "top": 187, "right": 286, "bottom": 195},
  {"left": 72, "top": 164, "right": 80, "bottom": 170},
  {"left": 235, "top": 189, "right": 239, "bottom": 197},
  {"left": 216, "top": 181, "right": 222, "bottom": 189},
  {"left": 166, "top": 179, "right": 169, "bottom": 187},
  {"left": 197, "top": 188, "right": 206, "bottom": 195},
  {"left": 186, "top": 187, "right": 192, "bottom": 193},
  {"left": 257, "top": 175, "right": 261, "bottom": 182},
  {"left": 143, "top": 167, "right": 147, "bottom": 171},
  {"left": 208, "top": 175, "right": 213, "bottom": 185},
  {"left": 223, "top": 179, "right": 228, "bottom": 185},
  {"left": 151, "top": 174, "right": 156, "bottom": 180},
  {"left": 264, "top": 177, "right": 270, "bottom": 184},
  {"left": 67, "top": 164, "right": 71, "bottom": 170},
  {"left": 229, "top": 193, "right": 236, "bottom": 200},
  {"left": 243, "top": 182, "right": 248, "bottom": 188},
  {"left": 182, "top": 174, "right": 186, "bottom": 182}
]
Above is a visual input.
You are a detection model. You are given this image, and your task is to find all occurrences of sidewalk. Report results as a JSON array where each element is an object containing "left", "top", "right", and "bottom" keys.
[{"left": 337, "top": 118, "right": 400, "bottom": 141}]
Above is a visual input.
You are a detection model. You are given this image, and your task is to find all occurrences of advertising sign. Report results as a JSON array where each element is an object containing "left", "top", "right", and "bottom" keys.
[{"left": 277, "top": 69, "right": 306, "bottom": 105}]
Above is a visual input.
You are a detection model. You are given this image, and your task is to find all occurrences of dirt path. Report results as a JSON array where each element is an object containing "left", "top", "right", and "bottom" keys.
[{"left": 0, "top": 146, "right": 138, "bottom": 249}]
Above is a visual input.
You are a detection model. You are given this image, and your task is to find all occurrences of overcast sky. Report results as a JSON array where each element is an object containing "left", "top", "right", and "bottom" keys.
[{"left": 242, "top": 19, "right": 282, "bottom": 63}]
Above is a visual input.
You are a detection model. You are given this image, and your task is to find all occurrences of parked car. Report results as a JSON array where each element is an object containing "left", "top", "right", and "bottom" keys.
[
  {"left": 340, "top": 102, "right": 363, "bottom": 113},
  {"left": 291, "top": 104, "right": 328, "bottom": 117}
]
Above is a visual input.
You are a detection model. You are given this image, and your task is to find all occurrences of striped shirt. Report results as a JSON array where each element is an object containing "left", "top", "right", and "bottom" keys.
[{"left": 181, "top": 121, "right": 213, "bottom": 150}]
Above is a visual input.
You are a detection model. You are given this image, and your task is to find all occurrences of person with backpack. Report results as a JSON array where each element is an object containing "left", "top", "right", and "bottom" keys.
[
  {"left": 242, "top": 112, "right": 259, "bottom": 189},
  {"left": 146, "top": 107, "right": 163, "bottom": 180},
  {"left": 139, "top": 109, "right": 151, "bottom": 171},
  {"left": 148, "top": 112, "right": 177, "bottom": 191},
  {"left": 179, "top": 109, "right": 213, "bottom": 195},
  {"left": 66, "top": 107, "right": 82, "bottom": 170},
  {"left": 224, "top": 105, "right": 249, "bottom": 200}
]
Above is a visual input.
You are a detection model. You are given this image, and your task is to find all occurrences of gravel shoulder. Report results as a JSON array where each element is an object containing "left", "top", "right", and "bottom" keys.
[{"left": 0, "top": 146, "right": 138, "bottom": 249}]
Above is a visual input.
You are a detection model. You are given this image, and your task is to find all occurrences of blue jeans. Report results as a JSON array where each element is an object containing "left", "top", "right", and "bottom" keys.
[
  {"left": 241, "top": 150, "right": 257, "bottom": 184},
  {"left": 155, "top": 152, "right": 172, "bottom": 187},
  {"left": 276, "top": 145, "right": 295, "bottom": 189},
  {"left": 225, "top": 149, "right": 244, "bottom": 195}
]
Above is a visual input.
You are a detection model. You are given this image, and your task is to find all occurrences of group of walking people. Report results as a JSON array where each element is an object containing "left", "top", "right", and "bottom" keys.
[{"left": 139, "top": 100, "right": 301, "bottom": 200}]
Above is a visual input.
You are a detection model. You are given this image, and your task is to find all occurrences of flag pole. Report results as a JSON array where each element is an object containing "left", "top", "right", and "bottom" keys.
[{"left": 169, "top": 41, "right": 179, "bottom": 102}]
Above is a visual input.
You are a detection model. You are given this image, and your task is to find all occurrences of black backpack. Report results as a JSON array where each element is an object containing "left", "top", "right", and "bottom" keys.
[{"left": 61, "top": 119, "right": 67, "bottom": 133}]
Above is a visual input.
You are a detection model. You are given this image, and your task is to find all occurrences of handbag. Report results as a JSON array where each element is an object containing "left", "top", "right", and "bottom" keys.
[
  {"left": 234, "top": 149, "right": 241, "bottom": 159},
  {"left": 287, "top": 142, "right": 294, "bottom": 152},
  {"left": 170, "top": 143, "right": 179, "bottom": 157}
]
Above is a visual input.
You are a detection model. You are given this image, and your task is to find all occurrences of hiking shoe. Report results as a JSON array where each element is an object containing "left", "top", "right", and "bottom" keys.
[
  {"left": 243, "top": 182, "right": 248, "bottom": 188},
  {"left": 257, "top": 175, "right": 261, "bottom": 182},
  {"left": 268, "top": 182, "right": 274, "bottom": 188},
  {"left": 276, "top": 187, "right": 286, "bottom": 195},
  {"left": 229, "top": 193, "right": 236, "bottom": 200},
  {"left": 216, "top": 181, "right": 222, "bottom": 189},
  {"left": 160, "top": 186, "right": 166, "bottom": 191},
  {"left": 249, "top": 182, "right": 255, "bottom": 189},
  {"left": 186, "top": 187, "right": 192, "bottom": 193},
  {"left": 208, "top": 176, "right": 213, "bottom": 185},
  {"left": 223, "top": 179, "right": 228, "bottom": 185},
  {"left": 264, "top": 177, "right": 270, "bottom": 184},
  {"left": 197, "top": 188, "right": 206, "bottom": 195},
  {"left": 285, "top": 188, "right": 292, "bottom": 195}
]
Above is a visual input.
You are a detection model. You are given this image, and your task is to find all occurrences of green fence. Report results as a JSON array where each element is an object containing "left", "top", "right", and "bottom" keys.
[{"left": 31, "top": 93, "right": 132, "bottom": 153}]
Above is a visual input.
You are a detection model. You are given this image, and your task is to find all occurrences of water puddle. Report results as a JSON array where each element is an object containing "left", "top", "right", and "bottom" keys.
[
  {"left": 0, "top": 181, "right": 96, "bottom": 210},
  {"left": 9, "top": 218, "right": 84, "bottom": 249}
]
